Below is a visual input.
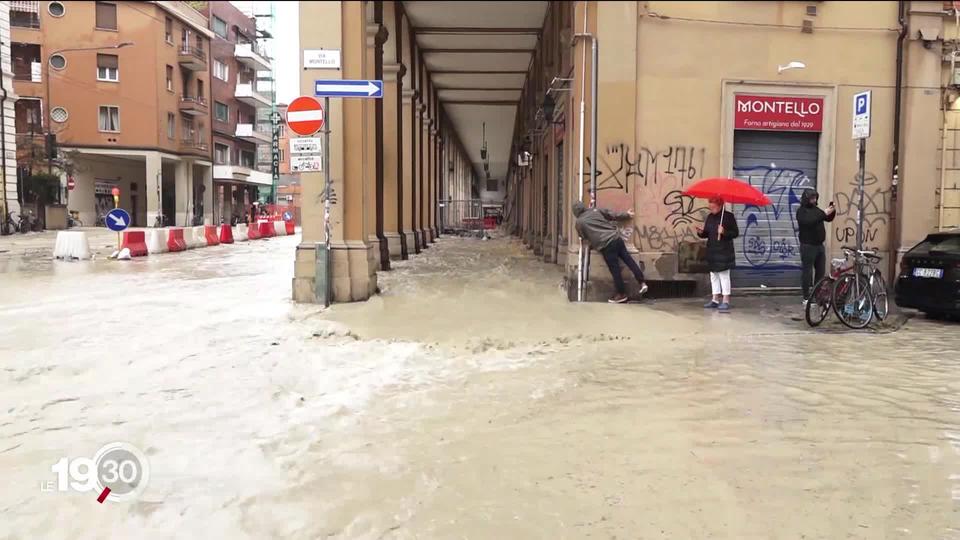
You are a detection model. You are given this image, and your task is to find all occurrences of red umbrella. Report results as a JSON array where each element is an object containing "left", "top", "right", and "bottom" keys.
[
  {"left": 682, "top": 177, "right": 771, "bottom": 239},
  {"left": 682, "top": 177, "right": 771, "bottom": 206}
]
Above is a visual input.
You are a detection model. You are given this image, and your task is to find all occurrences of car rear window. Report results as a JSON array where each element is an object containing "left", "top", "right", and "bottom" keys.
[{"left": 910, "top": 234, "right": 960, "bottom": 255}]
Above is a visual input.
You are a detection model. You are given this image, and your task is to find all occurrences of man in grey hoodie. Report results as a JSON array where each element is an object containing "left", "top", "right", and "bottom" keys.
[{"left": 573, "top": 201, "right": 649, "bottom": 303}]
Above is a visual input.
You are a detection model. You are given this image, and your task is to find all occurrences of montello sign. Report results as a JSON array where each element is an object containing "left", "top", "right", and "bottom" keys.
[{"left": 734, "top": 94, "right": 824, "bottom": 132}]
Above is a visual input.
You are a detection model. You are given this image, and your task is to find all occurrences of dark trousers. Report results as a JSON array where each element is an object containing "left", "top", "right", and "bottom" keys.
[
  {"left": 800, "top": 243, "right": 826, "bottom": 299},
  {"left": 601, "top": 237, "right": 645, "bottom": 295}
]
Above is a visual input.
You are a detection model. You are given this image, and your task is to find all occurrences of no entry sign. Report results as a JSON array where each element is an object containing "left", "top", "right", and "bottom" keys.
[{"left": 286, "top": 96, "right": 325, "bottom": 136}]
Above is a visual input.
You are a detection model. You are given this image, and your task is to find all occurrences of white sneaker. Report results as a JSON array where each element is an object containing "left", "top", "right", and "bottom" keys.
[{"left": 638, "top": 283, "right": 649, "bottom": 296}]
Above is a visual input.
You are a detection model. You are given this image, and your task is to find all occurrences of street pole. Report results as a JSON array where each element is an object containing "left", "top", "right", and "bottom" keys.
[
  {"left": 317, "top": 97, "right": 332, "bottom": 307},
  {"left": 857, "top": 138, "right": 866, "bottom": 252}
]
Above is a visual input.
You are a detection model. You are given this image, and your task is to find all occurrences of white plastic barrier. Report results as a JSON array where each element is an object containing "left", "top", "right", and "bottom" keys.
[
  {"left": 190, "top": 226, "right": 207, "bottom": 249},
  {"left": 146, "top": 228, "right": 168, "bottom": 254},
  {"left": 235, "top": 223, "right": 249, "bottom": 242},
  {"left": 273, "top": 220, "right": 287, "bottom": 237},
  {"left": 53, "top": 231, "right": 92, "bottom": 260}
]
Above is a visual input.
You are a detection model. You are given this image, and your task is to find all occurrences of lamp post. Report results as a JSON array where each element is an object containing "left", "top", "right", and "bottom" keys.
[{"left": 44, "top": 42, "right": 134, "bottom": 177}]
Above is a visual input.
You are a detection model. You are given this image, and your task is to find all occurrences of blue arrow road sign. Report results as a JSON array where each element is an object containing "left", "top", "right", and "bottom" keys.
[
  {"left": 105, "top": 208, "right": 131, "bottom": 232},
  {"left": 314, "top": 79, "right": 383, "bottom": 98}
]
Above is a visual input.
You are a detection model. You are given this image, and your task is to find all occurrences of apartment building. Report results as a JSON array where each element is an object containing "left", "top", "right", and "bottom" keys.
[
  {"left": 1, "top": 1, "right": 18, "bottom": 232},
  {"left": 201, "top": 0, "right": 271, "bottom": 225},
  {"left": 10, "top": 0, "right": 214, "bottom": 228}
]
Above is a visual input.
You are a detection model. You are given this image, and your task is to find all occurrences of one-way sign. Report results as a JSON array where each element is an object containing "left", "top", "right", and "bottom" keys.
[{"left": 314, "top": 79, "right": 383, "bottom": 98}]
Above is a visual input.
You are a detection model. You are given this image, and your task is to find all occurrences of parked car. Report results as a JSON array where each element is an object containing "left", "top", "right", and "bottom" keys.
[{"left": 895, "top": 229, "right": 960, "bottom": 319}]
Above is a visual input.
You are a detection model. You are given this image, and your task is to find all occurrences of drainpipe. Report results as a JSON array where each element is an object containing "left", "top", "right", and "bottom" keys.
[
  {"left": 574, "top": 17, "right": 599, "bottom": 301},
  {"left": 889, "top": 0, "right": 907, "bottom": 280},
  {"left": 0, "top": 70, "right": 8, "bottom": 235},
  {"left": 940, "top": 9, "right": 959, "bottom": 232},
  {"left": 575, "top": 1, "right": 589, "bottom": 302}
]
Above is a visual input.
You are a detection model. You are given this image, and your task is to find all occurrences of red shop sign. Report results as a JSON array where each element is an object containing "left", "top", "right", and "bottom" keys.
[{"left": 734, "top": 94, "right": 824, "bottom": 132}]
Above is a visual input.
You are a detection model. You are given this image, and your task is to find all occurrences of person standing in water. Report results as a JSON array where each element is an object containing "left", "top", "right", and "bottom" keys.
[
  {"left": 796, "top": 189, "right": 836, "bottom": 303},
  {"left": 572, "top": 201, "right": 649, "bottom": 303},
  {"left": 696, "top": 197, "right": 739, "bottom": 313}
]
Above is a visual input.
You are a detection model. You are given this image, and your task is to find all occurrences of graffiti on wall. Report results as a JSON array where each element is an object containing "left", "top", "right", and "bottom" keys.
[
  {"left": 732, "top": 165, "right": 812, "bottom": 269},
  {"left": 581, "top": 144, "right": 708, "bottom": 251},
  {"left": 832, "top": 172, "right": 888, "bottom": 252}
]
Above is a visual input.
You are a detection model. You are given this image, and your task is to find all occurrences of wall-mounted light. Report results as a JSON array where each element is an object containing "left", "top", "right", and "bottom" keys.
[{"left": 777, "top": 61, "right": 806, "bottom": 74}]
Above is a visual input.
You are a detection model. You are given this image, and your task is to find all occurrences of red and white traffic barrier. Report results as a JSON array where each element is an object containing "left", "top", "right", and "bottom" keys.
[
  {"left": 258, "top": 221, "right": 274, "bottom": 238},
  {"left": 235, "top": 224, "right": 249, "bottom": 242},
  {"left": 285, "top": 220, "right": 295, "bottom": 235},
  {"left": 218, "top": 224, "right": 234, "bottom": 244},
  {"left": 247, "top": 222, "right": 262, "bottom": 240},
  {"left": 203, "top": 225, "right": 220, "bottom": 246},
  {"left": 54, "top": 231, "right": 92, "bottom": 260},
  {"left": 146, "top": 229, "right": 168, "bottom": 254},
  {"left": 167, "top": 228, "right": 187, "bottom": 252},
  {"left": 120, "top": 231, "right": 148, "bottom": 257},
  {"left": 272, "top": 220, "right": 287, "bottom": 237}
]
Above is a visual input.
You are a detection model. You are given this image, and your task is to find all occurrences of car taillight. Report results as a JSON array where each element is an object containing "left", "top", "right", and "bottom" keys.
[{"left": 900, "top": 258, "right": 910, "bottom": 275}]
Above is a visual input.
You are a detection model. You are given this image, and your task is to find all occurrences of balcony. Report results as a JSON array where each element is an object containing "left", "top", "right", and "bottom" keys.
[
  {"left": 235, "top": 43, "right": 271, "bottom": 72},
  {"left": 235, "top": 83, "right": 270, "bottom": 108},
  {"left": 179, "top": 95, "right": 208, "bottom": 116},
  {"left": 178, "top": 45, "right": 207, "bottom": 71},
  {"left": 180, "top": 137, "right": 209, "bottom": 155},
  {"left": 213, "top": 165, "right": 272, "bottom": 186},
  {"left": 235, "top": 123, "right": 271, "bottom": 144}
]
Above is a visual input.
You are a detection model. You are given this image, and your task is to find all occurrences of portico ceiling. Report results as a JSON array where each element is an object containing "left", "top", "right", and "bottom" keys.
[{"left": 402, "top": 1, "right": 548, "bottom": 184}]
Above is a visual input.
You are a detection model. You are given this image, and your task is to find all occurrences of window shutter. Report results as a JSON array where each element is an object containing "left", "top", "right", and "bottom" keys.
[
  {"left": 97, "top": 54, "right": 118, "bottom": 69},
  {"left": 95, "top": 2, "right": 117, "bottom": 29}
]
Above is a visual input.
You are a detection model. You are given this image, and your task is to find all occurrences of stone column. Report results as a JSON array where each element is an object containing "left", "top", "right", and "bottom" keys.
[
  {"left": 417, "top": 100, "right": 428, "bottom": 248},
  {"left": 401, "top": 88, "right": 418, "bottom": 254},
  {"left": 174, "top": 159, "right": 190, "bottom": 227},
  {"left": 145, "top": 152, "right": 162, "bottom": 227},
  {"left": 201, "top": 165, "right": 213, "bottom": 226},
  {"left": 383, "top": 61, "right": 402, "bottom": 259}
]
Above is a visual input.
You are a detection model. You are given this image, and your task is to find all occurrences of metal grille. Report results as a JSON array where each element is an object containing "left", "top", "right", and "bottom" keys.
[{"left": 732, "top": 130, "right": 820, "bottom": 288}]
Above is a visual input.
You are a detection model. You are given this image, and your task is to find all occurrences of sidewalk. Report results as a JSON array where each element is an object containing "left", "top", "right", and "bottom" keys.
[{"left": 0, "top": 228, "right": 122, "bottom": 259}]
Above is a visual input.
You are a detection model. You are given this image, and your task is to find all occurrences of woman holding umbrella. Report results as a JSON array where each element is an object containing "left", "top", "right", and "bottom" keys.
[
  {"left": 696, "top": 197, "right": 740, "bottom": 312},
  {"left": 684, "top": 177, "right": 769, "bottom": 313}
]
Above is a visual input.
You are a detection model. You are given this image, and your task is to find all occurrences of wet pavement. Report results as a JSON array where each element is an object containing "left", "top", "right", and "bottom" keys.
[{"left": 1, "top": 233, "right": 959, "bottom": 539}]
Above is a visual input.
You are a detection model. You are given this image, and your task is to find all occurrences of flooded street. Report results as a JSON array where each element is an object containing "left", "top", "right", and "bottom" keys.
[{"left": 2, "top": 234, "right": 960, "bottom": 539}]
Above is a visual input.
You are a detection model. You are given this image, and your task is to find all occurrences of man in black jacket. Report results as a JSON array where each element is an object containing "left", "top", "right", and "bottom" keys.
[{"left": 796, "top": 189, "right": 836, "bottom": 301}]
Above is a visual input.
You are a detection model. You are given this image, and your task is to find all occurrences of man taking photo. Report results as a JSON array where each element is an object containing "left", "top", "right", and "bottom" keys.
[{"left": 796, "top": 188, "right": 836, "bottom": 303}]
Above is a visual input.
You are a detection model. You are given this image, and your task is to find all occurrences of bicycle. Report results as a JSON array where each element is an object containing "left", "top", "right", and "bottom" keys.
[
  {"left": 804, "top": 246, "right": 887, "bottom": 328},
  {"left": 831, "top": 246, "right": 884, "bottom": 330},
  {"left": 3, "top": 211, "right": 20, "bottom": 234}
]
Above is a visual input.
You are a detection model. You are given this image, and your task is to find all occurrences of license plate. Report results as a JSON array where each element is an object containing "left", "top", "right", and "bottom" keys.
[{"left": 913, "top": 267, "right": 944, "bottom": 279}]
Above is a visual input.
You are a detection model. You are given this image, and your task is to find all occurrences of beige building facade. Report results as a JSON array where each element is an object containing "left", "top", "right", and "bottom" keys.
[{"left": 297, "top": 1, "right": 955, "bottom": 303}]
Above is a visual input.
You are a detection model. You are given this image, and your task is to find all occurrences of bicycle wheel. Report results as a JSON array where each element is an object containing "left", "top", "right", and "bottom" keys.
[
  {"left": 870, "top": 270, "right": 888, "bottom": 321},
  {"left": 805, "top": 277, "right": 834, "bottom": 327},
  {"left": 832, "top": 273, "right": 874, "bottom": 329}
]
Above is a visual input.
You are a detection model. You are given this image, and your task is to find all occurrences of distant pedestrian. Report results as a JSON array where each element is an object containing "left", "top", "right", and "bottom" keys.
[
  {"left": 796, "top": 189, "right": 836, "bottom": 302},
  {"left": 696, "top": 197, "right": 739, "bottom": 312},
  {"left": 572, "top": 201, "right": 648, "bottom": 304}
]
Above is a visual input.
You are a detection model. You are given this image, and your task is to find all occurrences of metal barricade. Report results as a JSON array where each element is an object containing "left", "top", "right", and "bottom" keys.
[{"left": 440, "top": 199, "right": 485, "bottom": 236}]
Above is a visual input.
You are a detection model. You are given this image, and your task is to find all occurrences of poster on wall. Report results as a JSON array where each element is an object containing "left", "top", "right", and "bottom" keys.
[{"left": 734, "top": 95, "right": 824, "bottom": 132}]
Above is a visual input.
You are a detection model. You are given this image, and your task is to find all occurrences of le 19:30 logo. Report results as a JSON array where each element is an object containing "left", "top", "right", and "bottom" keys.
[{"left": 43, "top": 442, "right": 150, "bottom": 503}]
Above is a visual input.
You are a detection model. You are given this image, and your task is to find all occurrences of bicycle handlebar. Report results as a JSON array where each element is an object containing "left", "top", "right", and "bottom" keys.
[{"left": 841, "top": 246, "right": 881, "bottom": 261}]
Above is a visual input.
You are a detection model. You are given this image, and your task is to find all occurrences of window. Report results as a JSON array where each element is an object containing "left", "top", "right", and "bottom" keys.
[
  {"left": 182, "top": 116, "right": 195, "bottom": 141},
  {"left": 197, "top": 79, "right": 204, "bottom": 101},
  {"left": 12, "top": 43, "right": 41, "bottom": 82},
  {"left": 166, "top": 65, "right": 173, "bottom": 91},
  {"left": 11, "top": 2, "right": 40, "bottom": 29},
  {"left": 96, "top": 54, "right": 119, "bottom": 82},
  {"left": 15, "top": 99, "right": 43, "bottom": 134},
  {"left": 241, "top": 151, "right": 255, "bottom": 168},
  {"left": 165, "top": 17, "right": 173, "bottom": 43},
  {"left": 212, "top": 16, "right": 228, "bottom": 39},
  {"left": 167, "top": 113, "right": 175, "bottom": 139},
  {"left": 213, "top": 60, "right": 229, "bottom": 81},
  {"left": 214, "top": 101, "right": 228, "bottom": 122},
  {"left": 49, "top": 54, "right": 66, "bottom": 70},
  {"left": 51, "top": 107, "right": 69, "bottom": 123},
  {"left": 48, "top": 2, "right": 65, "bottom": 17},
  {"left": 486, "top": 178, "right": 499, "bottom": 192},
  {"left": 95, "top": 2, "right": 118, "bottom": 30},
  {"left": 214, "top": 143, "right": 230, "bottom": 164},
  {"left": 98, "top": 106, "right": 120, "bottom": 132}
]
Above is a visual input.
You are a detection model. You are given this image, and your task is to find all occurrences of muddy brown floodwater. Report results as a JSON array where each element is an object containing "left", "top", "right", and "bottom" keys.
[{"left": 1, "top": 233, "right": 959, "bottom": 539}]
